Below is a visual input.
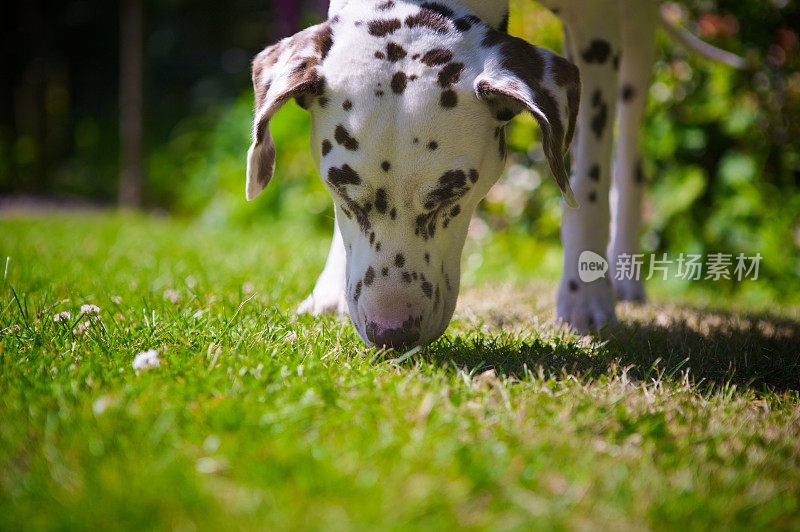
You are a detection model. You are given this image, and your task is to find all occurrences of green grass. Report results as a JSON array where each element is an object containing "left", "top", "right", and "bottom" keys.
[{"left": 1, "top": 213, "right": 799, "bottom": 530}]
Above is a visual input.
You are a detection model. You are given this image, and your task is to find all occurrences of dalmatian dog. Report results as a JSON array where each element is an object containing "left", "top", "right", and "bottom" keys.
[{"left": 246, "top": 0, "right": 739, "bottom": 347}]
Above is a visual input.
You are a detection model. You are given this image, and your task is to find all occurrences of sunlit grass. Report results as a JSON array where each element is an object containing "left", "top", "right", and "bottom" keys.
[{"left": 1, "top": 213, "right": 798, "bottom": 529}]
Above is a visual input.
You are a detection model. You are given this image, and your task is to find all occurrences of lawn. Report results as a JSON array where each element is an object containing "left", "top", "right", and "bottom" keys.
[{"left": 1, "top": 212, "right": 799, "bottom": 530}]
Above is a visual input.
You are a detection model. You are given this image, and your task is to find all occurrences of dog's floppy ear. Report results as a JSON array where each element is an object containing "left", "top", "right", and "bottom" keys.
[
  {"left": 246, "top": 22, "right": 333, "bottom": 201},
  {"left": 475, "top": 32, "right": 581, "bottom": 208}
]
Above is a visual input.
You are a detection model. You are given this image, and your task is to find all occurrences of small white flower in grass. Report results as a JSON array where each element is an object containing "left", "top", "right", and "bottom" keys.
[
  {"left": 81, "top": 304, "right": 100, "bottom": 315},
  {"left": 54, "top": 311, "right": 71, "bottom": 322},
  {"left": 132, "top": 349, "right": 160, "bottom": 371},
  {"left": 163, "top": 289, "right": 181, "bottom": 303},
  {"left": 110, "top": 296, "right": 122, "bottom": 305},
  {"left": 73, "top": 321, "right": 92, "bottom": 335}
]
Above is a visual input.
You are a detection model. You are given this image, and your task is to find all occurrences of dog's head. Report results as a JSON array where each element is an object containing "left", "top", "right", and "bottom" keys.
[{"left": 247, "top": 1, "right": 580, "bottom": 348}]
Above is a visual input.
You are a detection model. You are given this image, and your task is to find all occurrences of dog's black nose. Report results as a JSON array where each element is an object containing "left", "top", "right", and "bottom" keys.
[{"left": 365, "top": 319, "right": 420, "bottom": 349}]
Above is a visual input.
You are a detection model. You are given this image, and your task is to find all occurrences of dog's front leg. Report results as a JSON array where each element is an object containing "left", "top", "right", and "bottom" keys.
[
  {"left": 555, "top": 1, "right": 622, "bottom": 332},
  {"left": 608, "top": 0, "right": 658, "bottom": 302},
  {"left": 297, "top": 215, "right": 348, "bottom": 316}
]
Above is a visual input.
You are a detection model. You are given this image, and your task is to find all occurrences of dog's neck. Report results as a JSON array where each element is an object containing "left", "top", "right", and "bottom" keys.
[{"left": 327, "top": 0, "right": 509, "bottom": 31}]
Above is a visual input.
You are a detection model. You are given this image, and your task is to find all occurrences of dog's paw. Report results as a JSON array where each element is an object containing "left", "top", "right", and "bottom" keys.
[
  {"left": 557, "top": 278, "right": 617, "bottom": 334},
  {"left": 297, "top": 288, "right": 348, "bottom": 316},
  {"left": 612, "top": 277, "right": 646, "bottom": 303}
]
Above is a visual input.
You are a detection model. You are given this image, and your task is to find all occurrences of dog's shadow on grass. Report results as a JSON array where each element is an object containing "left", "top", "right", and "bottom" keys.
[{"left": 420, "top": 307, "right": 800, "bottom": 394}]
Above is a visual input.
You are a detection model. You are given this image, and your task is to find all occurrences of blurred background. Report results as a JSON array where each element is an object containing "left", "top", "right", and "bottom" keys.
[{"left": 1, "top": 0, "right": 799, "bottom": 303}]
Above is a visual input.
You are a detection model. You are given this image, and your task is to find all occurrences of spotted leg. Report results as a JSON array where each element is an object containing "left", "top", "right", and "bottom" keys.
[
  {"left": 297, "top": 217, "right": 348, "bottom": 316},
  {"left": 555, "top": 1, "right": 621, "bottom": 333},
  {"left": 608, "top": 0, "right": 657, "bottom": 302}
]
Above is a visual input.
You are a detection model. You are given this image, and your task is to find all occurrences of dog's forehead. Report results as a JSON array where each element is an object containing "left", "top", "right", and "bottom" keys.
[
  {"left": 322, "top": 3, "right": 489, "bottom": 92},
  {"left": 310, "top": 3, "right": 498, "bottom": 191}
]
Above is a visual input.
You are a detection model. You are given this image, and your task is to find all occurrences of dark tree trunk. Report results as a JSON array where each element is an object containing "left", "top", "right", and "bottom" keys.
[
  {"left": 274, "top": 0, "right": 299, "bottom": 39},
  {"left": 119, "top": 0, "right": 144, "bottom": 207},
  {"left": 24, "top": 1, "right": 49, "bottom": 193}
]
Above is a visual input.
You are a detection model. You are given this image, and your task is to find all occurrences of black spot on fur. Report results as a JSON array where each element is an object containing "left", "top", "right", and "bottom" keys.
[
  {"left": 413, "top": 137, "right": 419, "bottom": 144},
  {"left": 581, "top": 39, "right": 611, "bottom": 64},
  {"left": 395, "top": 253, "right": 405, "bottom": 268},
  {"left": 318, "top": 96, "right": 329, "bottom": 107},
  {"left": 588, "top": 191, "right": 597, "bottom": 202},
  {"left": 375, "top": 90, "right": 384, "bottom": 97},
  {"left": 368, "top": 18, "right": 402, "bottom": 37},
  {"left": 391, "top": 71, "right": 408, "bottom": 94},
  {"left": 386, "top": 42, "right": 407, "bottom": 62},
  {"left": 376, "top": 242, "right": 381, "bottom": 252},
  {"left": 389, "top": 207, "right": 397, "bottom": 219},
  {"left": 420, "top": 48, "right": 453, "bottom": 66},
  {"left": 402, "top": 271, "right": 412, "bottom": 283},
  {"left": 376, "top": 0, "right": 395, "bottom": 10},
  {"left": 589, "top": 164, "right": 600, "bottom": 181},
  {"left": 375, "top": 188, "right": 388, "bottom": 213},
  {"left": 424, "top": 252, "right": 430, "bottom": 264},
  {"left": 315, "top": 25, "right": 334, "bottom": 60},
  {"left": 327, "top": 164, "right": 361, "bottom": 186},
  {"left": 381, "top": 161, "right": 391, "bottom": 172},
  {"left": 440, "top": 89, "right": 457, "bottom": 108},
  {"left": 425, "top": 169, "right": 469, "bottom": 209},
  {"left": 621, "top": 84, "right": 636, "bottom": 102},
  {"left": 334, "top": 125, "right": 359, "bottom": 150},
  {"left": 364, "top": 266, "right": 375, "bottom": 286},
  {"left": 438, "top": 62, "right": 464, "bottom": 87},
  {"left": 382, "top": 267, "right": 389, "bottom": 276},
  {"left": 420, "top": 2, "right": 454, "bottom": 18},
  {"left": 374, "top": 51, "right": 386, "bottom": 59},
  {"left": 421, "top": 280, "right": 433, "bottom": 298},
  {"left": 427, "top": 141, "right": 438, "bottom": 150},
  {"left": 449, "top": 204, "right": 460, "bottom": 217},
  {"left": 482, "top": 28, "right": 504, "bottom": 48},
  {"left": 343, "top": 99, "right": 353, "bottom": 110},
  {"left": 369, "top": 232, "right": 375, "bottom": 245},
  {"left": 590, "top": 90, "right": 608, "bottom": 140},
  {"left": 405, "top": 8, "right": 450, "bottom": 34},
  {"left": 469, "top": 169, "right": 479, "bottom": 183},
  {"left": 354, "top": 280, "right": 363, "bottom": 301},
  {"left": 568, "top": 279, "right": 578, "bottom": 292},
  {"left": 613, "top": 53, "right": 621, "bottom": 70},
  {"left": 454, "top": 17, "right": 472, "bottom": 32},
  {"left": 321, "top": 139, "right": 332, "bottom": 156}
]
